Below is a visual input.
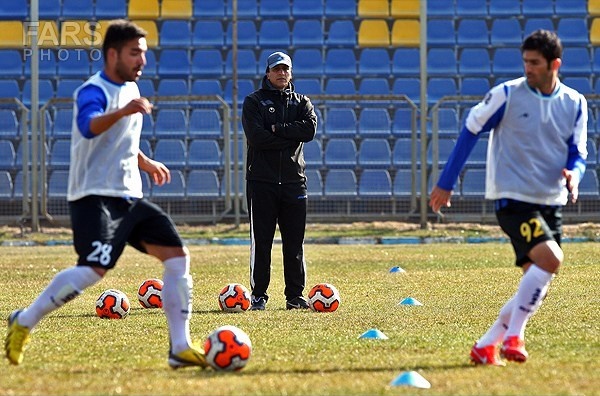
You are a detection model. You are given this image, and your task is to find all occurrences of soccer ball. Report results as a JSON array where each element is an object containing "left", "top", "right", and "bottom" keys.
[
  {"left": 218, "top": 283, "right": 251, "bottom": 313},
  {"left": 96, "top": 289, "right": 130, "bottom": 319},
  {"left": 137, "top": 278, "right": 163, "bottom": 309},
  {"left": 307, "top": 283, "right": 341, "bottom": 312},
  {"left": 204, "top": 325, "right": 252, "bottom": 371}
]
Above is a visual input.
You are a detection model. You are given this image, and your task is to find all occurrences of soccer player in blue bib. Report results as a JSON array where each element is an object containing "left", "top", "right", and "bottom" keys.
[
  {"left": 5, "top": 20, "right": 207, "bottom": 369},
  {"left": 430, "top": 30, "right": 587, "bottom": 366}
]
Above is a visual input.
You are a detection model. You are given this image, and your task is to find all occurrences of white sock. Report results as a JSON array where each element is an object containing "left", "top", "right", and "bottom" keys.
[
  {"left": 476, "top": 295, "right": 515, "bottom": 347},
  {"left": 162, "top": 256, "right": 193, "bottom": 354},
  {"left": 18, "top": 266, "right": 102, "bottom": 329},
  {"left": 505, "top": 264, "right": 554, "bottom": 340}
]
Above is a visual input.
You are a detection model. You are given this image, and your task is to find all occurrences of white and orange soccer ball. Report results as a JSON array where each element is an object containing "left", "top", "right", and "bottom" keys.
[
  {"left": 307, "top": 283, "right": 341, "bottom": 312},
  {"left": 218, "top": 283, "right": 251, "bottom": 313},
  {"left": 204, "top": 325, "right": 252, "bottom": 371},
  {"left": 95, "top": 289, "right": 130, "bottom": 319},
  {"left": 137, "top": 278, "right": 163, "bottom": 309}
]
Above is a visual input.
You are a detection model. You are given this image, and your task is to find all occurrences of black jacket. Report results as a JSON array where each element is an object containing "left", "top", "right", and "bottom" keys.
[{"left": 242, "top": 76, "right": 317, "bottom": 184}]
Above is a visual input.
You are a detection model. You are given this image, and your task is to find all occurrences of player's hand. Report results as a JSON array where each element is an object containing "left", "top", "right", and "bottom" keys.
[
  {"left": 141, "top": 158, "right": 171, "bottom": 186},
  {"left": 562, "top": 168, "right": 579, "bottom": 204},
  {"left": 429, "top": 185, "right": 453, "bottom": 214},
  {"left": 121, "top": 97, "right": 153, "bottom": 116}
]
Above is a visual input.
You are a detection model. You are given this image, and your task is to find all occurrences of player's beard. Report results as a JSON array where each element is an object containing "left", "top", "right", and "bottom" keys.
[{"left": 115, "top": 58, "right": 142, "bottom": 82}]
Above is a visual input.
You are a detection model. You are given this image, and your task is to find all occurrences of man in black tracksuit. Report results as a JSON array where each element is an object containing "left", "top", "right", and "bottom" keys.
[{"left": 242, "top": 51, "right": 317, "bottom": 311}]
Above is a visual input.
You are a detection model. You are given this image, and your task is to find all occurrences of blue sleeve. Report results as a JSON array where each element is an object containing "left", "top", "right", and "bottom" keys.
[
  {"left": 436, "top": 126, "right": 481, "bottom": 191},
  {"left": 566, "top": 135, "right": 586, "bottom": 182},
  {"left": 76, "top": 84, "right": 107, "bottom": 139}
]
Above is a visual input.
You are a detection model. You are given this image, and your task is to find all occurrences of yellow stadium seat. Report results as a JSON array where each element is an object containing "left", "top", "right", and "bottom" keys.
[
  {"left": 161, "top": 0, "right": 192, "bottom": 19},
  {"left": 128, "top": 0, "right": 159, "bottom": 19},
  {"left": 0, "top": 21, "right": 24, "bottom": 48},
  {"left": 591, "top": 18, "right": 600, "bottom": 45},
  {"left": 25, "top": 21, "right": 59, "bottom": 48},
  {"left": 131, "top": 20, "right": 158, "bottom": 48},
  {"left": 358, "top": 0, "right": 389, "bottom": 17},
  {"left": 392, "top": 19, "right": 420, "bottom": 47},
  {"left": 60, "top": 20, "right": 94, "bottom": 48},
  {"left": 358, "top": 20, "right": 390, "bottom": 47},
  {"left": 391, "top": 0, "right": 420, "bottom": 17}
]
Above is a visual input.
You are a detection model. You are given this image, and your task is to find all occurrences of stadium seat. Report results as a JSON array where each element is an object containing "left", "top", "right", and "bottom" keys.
[
  {"left": 392, "top": 48, "right": 420, "bottom": 76},
  {"left": 427, "top": 19, "right": 456, "bottom": 46},
  {"left": 191, "top": 79, "right": 222, "bottom": 98},
  {"left": 224, "top": 79, "right": 255, "bottom": 104},
  {"left": 426, "top": 0, "right": 454, "bottom": 16},
  {"left": 391, "top": 19, "right": 420, "bottom": 47},
  {"left": 591, "top": 19, "right": 600, "bottom": 46},
  {"left": 393, "top": 169, "right": 420, "bottom": 197},
  {"left": 460, "top": 77, "right": 490, "bottom": 96},
  {"left": 592, "top": 48, "right": 600, "bottom": 75},
  {"left": 294, "top": 78, "right": 322, "bottom": 97},
  {"left": 259, "top": 20, "right": 290, "bottom": 47},
  {"left": 57, "top": 49, "right": 91, "bottom": 78},
  {"left": 259, "top": 0, "right": 291, "bottom": 17},
  {"left": 427, "top": 78, "right": 457, "bottom": 104},
  {"left": 140, "top": 113, "right": 154, "bottom": 140},
  {"left": 95, "top": 0, "right": 127, "bottom": 18},
  {"left": 0, "top": 141, "right": 15, "bottom": 171},
  {"left": 358, "top": 19, "right": 390, "bottom": 47},
  {"left": 358, "top": 109, "right": 391, "bottom": 138},
  {"left": 358, "top": 78, "right": 390, "bottom": 97},
  {"left": 292, "top": 0, "right": 324, "bottom": 17},
  {"left": 391, "top": 0, "right": 419, "bottom": 17},
  {"left": 304, "top": 139, "right": 323, "bottom": 168},
  {"left": 160, "top": 20, "right": 192, "bottom": 47},
  {"left": 153, "top": 139, "right": 187, "bottom": 169},
  {"left": 324, "top": 169, "right": 357, "bottom": 197},
  {"left": 139, "top": 138, "right": 152, "bottom": 158},
  {"left": 358, "top": 0, "right": 388, "bottom": 17},
  {"left": 459, "top": 48, "right": 492, "bottom": 76},
  {"left": 52, "top": 109, "right": 74, "bottom": 139},
  {"left": 579, "top": 169, "right": 599, "bottom": 197},
  {"left": 187, "top": 139, "right": 222, "bottom": 169},
  {"left": 154, "top": 109, "right": 187, "bottom": 139},
  {"left": 158, "top": 49, "right": 191, "bottom": 78},
  {"left": 60, "top": 20, "right": 94, "bottom": 48},
  {"left": 461, "top": 168, "right": 486, "bottom": 197},
  {"left": 561, "top": 48, "right": 592, "bottom": 76},
  {"left": 523, "top": 18, "right": 553, "bottom": 38},
  {"left": 492, "top": 48, "right": 522, "bottom": 77},
  {"left": 142, "top": 49, "right": 157, "bottom": 77},
  {"left": 358, "top": 169, "right": 392, "bottom": 197},
  {"left": 193, "top": 0, "right": 224, "bottom": 18},
  {"left": 129, "top": 20, "right": 158, "bottom": 48},
  {"left": 292, "top": 49, "right": 323, "bottom": 77},
  {"left": 0, "top": 21, "right": 23, "bottom": 48},
  {"left": 455, "top": 0, "right": 487, "bottom": 16},
  {"left": 305, "top": 169, "right": 323, "bottom": 197},
  {"left": 292, "top": 19, "right": 323, "bottom": 47},
  {"left": 465, "top": 137, "right": 488, "bottom": 168},
  {"left": 137, "top": 79, "right": 155, "bottom": 98},
  {"left": 521, "top": 0, "right": 555, "bottom": 17},
  {"left": 427, "top": 48, "right": 457, "bottom": 76},
  {"left": 48, "top": 170, "right": 70, "bottom": 199},
  {"left": 457, "top": 18, "right": 489, "bottom": 47},
  {"left": 0, "top": 50, "right": 23, "bottom": 78},
  {"left": 161, "top": 0, "right": 192, "bottom": 18},
  {"left": 489, "top": 0, "right": 520, "bottom": 16},
  {"left": 226, "top": 0, "right": 258, "bottom": 17},
  {"left": 325, "top": 108, "right": 357, "bottom": 137},
  {"left": 226, "top": 20, "right": 257, "bottom": 47},
  {"left": 225, "top": 49, "right": 257, "bottom": 77},
  {"left": 324, "top": 49, "right": 357, "bottom": 77},
  {"left": 0, "top": 1, "right": 27, "bottom": 19},
  {"left": 358, "top": 48, "right": 390, "bottom": 76},
  {"left": 392, "top": 78, "right": 420, "bottom": 105},
  {"left": 62, "top": 0, "right": 93, "bottom": 18},
  {"left": 324, "top": 0, "right": 356, "bottom": 17},
  {"left": 189, "top": 109, "right": 222, "bottom": 139},
  {"left": 555, "top": 0, "right": 587, "bottom": 16},
  {"left": 490, "top": 18, "right": 523, "bottom": 47},
  {"left": 22, "top": 79, "right": 54, "bottom": 107},
  {"left": 324, "top": 138, "right": 357, "bottom": 168},
  {"left": 358, "top": 139, "right": 391, "bottom": 168},
  {"left": 326, "top": 20, "right": 356, "bottom": 47},
  {"left": 435, "top": 108, "right": 460, "bottom": 136},
  {"left": 27, "top": 20, "right": 59, "bottom": 48},
  {"left": 128, "top": 0, "right": 159, "bottom": 19},
  {"left": 151, "top": 170, "right": 185, "bottom": 198},
  {"left": 157, "top": 79, "right": 189, "bottom": 97},
  {"left": 325, "top": 78, "right": 356, "bottom": 97},
  {"left": 49, "top": 139, "right": 71, "bottom": 170},
  {"left": 590, "top": 0, "right": 600, "bottom": 16},
  {"left": 0, "top": 109, "right": 19, "bottom": 141},
  {"left": 187, "top": 170, "right": 220, "bottom": 198},
  {"left": 0, "top": 171, "right": 12, "bottom": 199},
  {"left": 557, "top": 18, "right": 590, "bottom": 46},
  {"left": 39, "top": 0, "right": 61, "bottom": 19},
  {"left": 0, "top": 80, "right": 21, "bottom": 101},
  {"left": 427, "top": 137, "right": 456, "bottom": 167},
  {"left": 192, "top": 49, "right": 223, "bottom": 78}
]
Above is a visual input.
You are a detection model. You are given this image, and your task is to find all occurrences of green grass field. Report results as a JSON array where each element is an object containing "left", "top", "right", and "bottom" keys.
[{"left": 1, "top": 243, "right": 598, "bottom": 396}]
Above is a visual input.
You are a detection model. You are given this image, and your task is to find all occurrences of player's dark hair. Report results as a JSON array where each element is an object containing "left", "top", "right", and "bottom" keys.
[
  {"left": 521, "top": 29, "right": 562, "bottom": 66},
  {"left": 102, "top": 20, "right": 147, "bottom": 61}
]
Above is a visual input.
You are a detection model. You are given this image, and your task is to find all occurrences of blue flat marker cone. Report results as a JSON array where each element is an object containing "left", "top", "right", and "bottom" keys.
[
  {"left": 390, "top": 371, "right": 431, "bottom": 388},
  {"left": 398, "top": 297, "right": 423, "bottom": 306},
  {"left": 358, "top": 328, "right": 389, "bottom": 339},
  {"left": 389, "top": 266, "right": 406, "bottom": 273}
]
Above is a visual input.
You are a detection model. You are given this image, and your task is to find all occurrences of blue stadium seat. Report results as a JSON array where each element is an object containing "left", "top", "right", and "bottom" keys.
[
  {"left": 459, "top": 48, "right": 491, "bottom": 76},
  {"left": 193, "top": 20, "right": 225, "bottom": 47},
  {"left": 294, "top": 78, "right": 322, "bottom": 97},
  {"left": 358, "top": 109, "right": 391, "bottom": 138},
  {"left": 304, "top": 139, "right": 323, "bottom": 168},
  {"left": 226, "top": 20, "right": 257, "bottom": 47},
  {"left": 465, "top": 137, "right": 488, "bottom": 168},
  {"left": 158, "top": 49, "right": 190, "bottom": 78},
  {"left": 52, "top": 109, "right": 73, "bottom": 139},
  {"left": 0, "top": 1, "right": 28, "bottom": 19},
  {"left": 457, "top": 18, "right": 489, "bottom": 47},
  {"left": 187, "top": 170, "right": 220, "bottom": 198},
  {"left": 427, "top": 137, "right": 456, "bottom": 167},
  {"left": 292, "top": 0, "right": 323, "bottom": 17},
  {"left": 314, "top": 108, "right": 324, "bottom": 136},
  {"left": 39, "top": 0, "right": 61, "bottom": 19},
  {"left": 0, "top": 80, "right": 20, "bottom": 101},
  {"left": 586, "top": 140, "right": 598, "bottom": 166},
  {"left": 160, "top": 20, "right": 191, "bottom": 47},
  {"left": 392, "top": 109, "right": 416, "bottom": 138},
  {"left": 492, "top": 48, "right": 522, "bottom": 77},
  {"left": 191, "top": 79, "right": 222, "bottom": 97},
  {"left": 259, "top": 0, "right": 290, "bottom": 17},
  {"left": 0, "top": 171, "right": 12, "bottom": 199},
  {"left": 455, "top": 0, "right": 487, "bottom": 16},
  {"left": 324, "top": 169, "right": 357, "bottom": 197},
  {"left": 460, "top": 77, "right": 490, "bottom": 96},
  {"left": 427, "top": 78, "right": 457, "bottom": 104},
  {"left": 426, "top": 0, "right": 454, "bottom": 17},
  {"left": 593, "top": 49, "right": 600, "bottom": 76},
  {"left": 358, "top": 78, "right": 390, "bottom": 96},
  {"left": 49, "top": 139, "right": 71, "bottom": 170},
  {"left": 325, "top": 108, "right": 357, "bottom": 137},
  {"left": 523, "top": 18, "right": 554, "bottom": 37},
  {"left": 461, "top": 168, "right": 486, "bottom": 197},
  {"left": 225, "top": 49, "right": 257, "bottom": 77},
  {"left": 579, "top": 169, "right": 599, "bottom": 197},
  {"left": 305, "top": 169, "right": 323, "bottom": 197},
  {"left": 0, "top": 50, "right": 23, "bottom": 78},
  {"left": 154, "top": 109, "right": 187, "bottom": 139},
  {"left": 57, "top": 50, "right": 90, "bottom": 78},
  {"left": 194, "top": 0, "right": 225, "bottom": 18},
  {"left": 393, "top": 169, "right": 420, "bottom": 197},
  {"left": 489, "top": 0, "right": 520, "bottom": 16},
  {"left": 358, "top": 169, "right": 392, "bottom": 197},
  {"left": 324, "top": 0, "right": 356, "bottom": 17},
  {"left": 259, "top": 20, "right": 290, "bottom": 47},
  {"left": 521, "top": 0, "right": 555, "bottom": 17},
  {"left": 56, "top": 79, "right": 83, "bottom": 99},
  {"left": 562, "top": 77, "right": 592, "bottom": 95},
  {"left": 490, "top": 18, "right": 522, "bottom": 47},
  {"left": 292, "top": 49, "right": 323, "bottom": 77},
  {"left": 0, "top": 109, "right": 18, "bottom": 141},
  {"left": 62, "top": 0, "right": 93, "bottom": 18},
  {"left": 427, "top": 48, "right": 457, "bottom": 76},
  {"left": 561, "top": 48, "right": 592, "bottom": 76},
  {"left": 95, "top": 0, "right": 127, "bottom": 18},
  {"left": 48, "top": 170, "right": 69, "bottom": 199},
  {"left": 142, "top": 50, "right": 157, "bottom": 77},
  {"left": 224, "top": 79, "right": 255, "bottom": 104},
  {"left": 359, "top": 48, "right": 391, "bottom": 76},
  {"left": 324, "top": 78, "right": 355, "bottom": 95},
  {"left": 139, "top": 138, "right": 152, "bottom": 157},
  {"left": 226, "top": 0, "right": 258, "bottom": 17},
  {"left": 427, "top": 19, "right": 456, "bottom": 46},
  {"left": 324, "top": 49, "right": 357, "bottom": 77},
  {"left": 22, "top": 79, "right": 54, "bottom": 107},
  {"left": 326, "top": 20, "right": 357, "bottom": 47},
  {"left": 191, "top": 49, "right": 223, "bottom": 78},
  {"left": 189, "top": 109, "right": 222, "bottom": 139},
  {"left": 392, "top": 78, "right": 420, "bottom": 105},
  {"left": 292, "top": 19, "right": 323, "bottom": 47},
  {"left": 554, "top": 0, "right": 587, "bottom": 16},
  {"left": 0, "top": 141, "right": 15, "bottom": 171},
  {"left": 187, "top": 139, "right": 222, "bottom": 169},
  {"left": 358, "top": 139, "right": 391, "bottom": 168},
  {"left": 557, "top": 18, "right": 590, "bottom": 46},
  {"left": 141, "top": 113, "right": 154, "bottom": 140},
  {"left": 436, "top": 108, "right": 460, "bottom": 136},
  {"left": 157, "top": 79, "right": 189, "bottom": 97},
  {"left": 151, "top": 170, "right": 185, "bottom": 198},
  {"left": 153, "top": 139, "right": 187, "bottom": 169},
  {"left": 324, "top": 138, "right": 357, "bottom": 168},
  {"left": 137, "top": 79, "right": 155, "bottom": 98},
  {"left": 392, "top": 48, "right": 420, "bottom": 76}
]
